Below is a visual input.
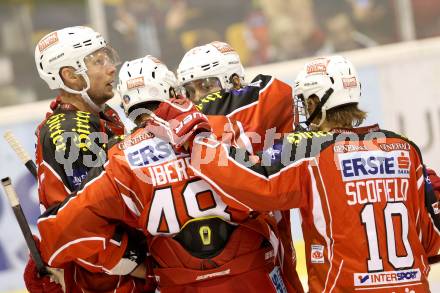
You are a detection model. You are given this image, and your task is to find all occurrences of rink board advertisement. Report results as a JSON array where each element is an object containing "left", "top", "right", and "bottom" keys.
[{"left": 1, "top": 39, "right": 440, "bottom": 291}]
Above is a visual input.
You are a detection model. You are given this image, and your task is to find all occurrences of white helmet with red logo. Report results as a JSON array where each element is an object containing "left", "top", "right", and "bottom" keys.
[
  {"left": 35, "top": 26, "right": 119, "bottom": 112},
  {"left": 294, "top": 55, "right": 361, "bottom": 127},
  {"left": 177, "top": 41, "right": 245, "bottom": 91},
  {"left": 117, "top": 55, "right": 177, "bottom": 119}
]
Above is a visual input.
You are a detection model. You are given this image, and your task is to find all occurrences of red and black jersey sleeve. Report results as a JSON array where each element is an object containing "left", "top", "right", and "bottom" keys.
[
  {"left": 196, "top": 74, "right": 294, "bottom": 153},
  {"left": 37, "top": 160, "right": 143, "bottom": 274}
]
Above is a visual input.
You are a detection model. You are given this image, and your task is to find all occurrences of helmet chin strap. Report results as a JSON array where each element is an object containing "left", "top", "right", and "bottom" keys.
[
  {"left": 309, "top": 109, "right": 327, "bottom": 130},
  {"left": 305, "top": 88, "right": 334, "bottom": 130},
  {"left": 60, "top": 72, "right": 104, "bottom": 113}
]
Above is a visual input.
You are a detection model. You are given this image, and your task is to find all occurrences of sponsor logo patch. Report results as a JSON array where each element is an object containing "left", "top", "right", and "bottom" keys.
[
  {"left": 342, "top": 77, "right": 357, "bottom": 88},
  {"left": 127, "top": 77, "right": 145, "bottom": 89},
  {"left": 269, "top": 266, "right": 288, "bottom": 293},
  {"left": 333, "top": 144, "right": 369, "bottom": 153},
  {"left": 311, "top": 244, "right": 324, "bottom": 264},
  {"left": 210, "top": 41, "right": 235, "bottom": 54},
  {"left": 353, "top": 269, "right": 421, "bottom": 287},
  {"left": 38, "top": 32, "right": 59, "bottom": 52},
  {"left": 338, "top": 150, "right": 411, "bottom": 182},
  {"left": 124, "top": 137, "right": 175, "bottom": 168},
  {"left": 67, "top": 168, "right": 88, "bottom": 189},
  {"left": 306, "top": 58, "right": 329, "bottom": 74},
  {"left": 379, "top": 142, "right": 411, "bottom": 152}
]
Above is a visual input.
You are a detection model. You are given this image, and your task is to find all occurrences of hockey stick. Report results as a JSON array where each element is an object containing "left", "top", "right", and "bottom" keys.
[
  {"left": 2, "top": 132, "right": 66, "bottom": 289},
  {"left": 1, "top": 177, "right": 46, "bottom": 274},
  {"left": 1, "top": 178, "right": 65, "bottom": 291},
  {"left": 3, "top": 131, "right": 37, "bottom": 178}
]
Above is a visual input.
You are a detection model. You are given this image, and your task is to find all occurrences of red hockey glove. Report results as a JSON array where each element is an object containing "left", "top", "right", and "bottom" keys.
[
  {"left": 151, "top": 96, "right": 211, "bottom": 151},
  {"left": 24, "top": 257, "right": 63, "bottom": 293},
  {"left": 427, "top": 168, "right": 440, "bottom": 194}
]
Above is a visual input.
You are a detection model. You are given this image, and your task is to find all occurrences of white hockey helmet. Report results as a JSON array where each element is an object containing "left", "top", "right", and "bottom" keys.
[
  {"left": 35, "top": 26, "right": 119, "bottom": 112},
  {"left": 177, "top": 41, "right": 245, "bottom": 92},
  {"left": 117, "top": 55, "right": 177, "bottom": 120},
  {"left": 294, "top": 55, "right": 361, "bottom": 127}
]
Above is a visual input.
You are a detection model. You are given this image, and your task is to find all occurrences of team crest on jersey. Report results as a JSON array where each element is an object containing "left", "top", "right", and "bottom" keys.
[
  {"left": 310, "top": 244, "right": 324, "bottom": 264},
  {"left": 353, "top": 269, "right": 420, "bottom": 287},
  {"left": 338, "top": 150, "right": 411, "bottom": 182}
]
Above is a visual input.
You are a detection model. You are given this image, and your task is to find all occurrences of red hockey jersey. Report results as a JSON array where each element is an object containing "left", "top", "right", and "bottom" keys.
[
  {"left": 198, "top": 74, "right": 295, "bottom": 153},
  {"left": 188, "top": 124, "right": 440, "bottom": 292},
  {"left": 37, "top": 127, "right": 301, "bottom": 292},
  {"left": 196, "top": 75, "right": 302, "bottom": 291},
  {"left": 34, "top": 101, "right": 145, "bottom": 293}
]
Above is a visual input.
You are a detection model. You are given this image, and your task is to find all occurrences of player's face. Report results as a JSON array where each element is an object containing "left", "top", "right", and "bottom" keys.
[
  {"left": 183, "top": 77, "right": 222, "bottom": 103},
  {"left": 84, "top": 47, "right": 120, "bottom": 105}
]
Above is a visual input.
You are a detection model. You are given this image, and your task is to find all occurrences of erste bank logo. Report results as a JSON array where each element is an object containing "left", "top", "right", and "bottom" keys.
[
  {"left": 338, "top": 150, "right": 410, "bottom": 182},
  {"left": 124, "top": 137, "right": 175, "bottom": 168}
]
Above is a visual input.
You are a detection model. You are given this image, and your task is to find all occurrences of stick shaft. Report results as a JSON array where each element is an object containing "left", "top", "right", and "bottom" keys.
[{"left": 1, "top": 177, "right": 48, "bottom": 275}]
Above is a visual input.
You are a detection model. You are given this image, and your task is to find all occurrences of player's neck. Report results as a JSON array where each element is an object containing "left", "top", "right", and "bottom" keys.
[{"left": 59, "top": 92, "right": 99, "bottom": 114}]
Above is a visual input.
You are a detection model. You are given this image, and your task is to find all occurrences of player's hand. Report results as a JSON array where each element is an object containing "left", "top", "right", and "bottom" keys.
[
  {"left": 151, "top": 96, "right": 211, "bottom": 151},
  {"left": 23, "top": 257, "right": 64, "bottom": 293}
]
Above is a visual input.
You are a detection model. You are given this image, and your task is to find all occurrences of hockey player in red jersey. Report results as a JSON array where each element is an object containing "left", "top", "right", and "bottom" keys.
[
  {"left": 155, "top": 55, "right": 440, "bottom": 292},
  {"left": 177, "top": 41, "right": 303, "bottom": 292},
  {"left": 177, "top": 41, "right": 295, "bottom": 153},
  {"left": 28, "top": 26, "right": 150, "bottom": 293},
  {"left": 36, "top": 55, "right": 300, "bottom": 292}
]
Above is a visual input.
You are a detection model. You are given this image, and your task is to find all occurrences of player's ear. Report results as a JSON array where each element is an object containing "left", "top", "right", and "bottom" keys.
[{"left": 60, "top": 67, "right": 84, "bottom": 89}]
